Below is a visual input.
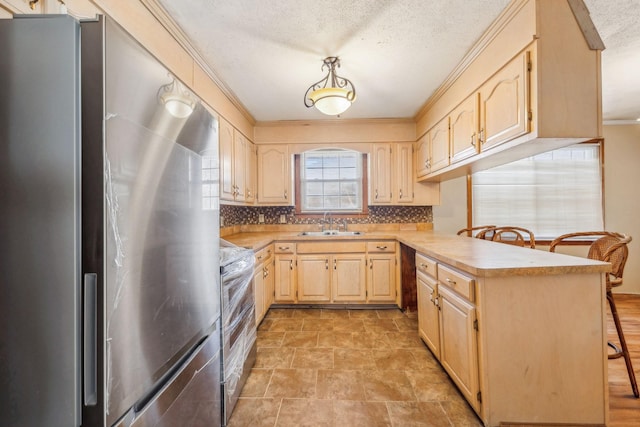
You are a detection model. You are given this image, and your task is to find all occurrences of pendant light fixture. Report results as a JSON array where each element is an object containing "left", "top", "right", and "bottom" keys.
[{"left": 304, "top": 57, "right": 356, "bottom": 116}]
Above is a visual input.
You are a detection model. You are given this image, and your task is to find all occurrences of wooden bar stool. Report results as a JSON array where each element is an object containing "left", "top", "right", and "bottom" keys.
[{"left": 550, "top": 231, "right": 639, "bottom": 398}]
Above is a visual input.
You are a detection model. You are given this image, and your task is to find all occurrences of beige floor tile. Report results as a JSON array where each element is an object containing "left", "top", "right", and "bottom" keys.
[
  {"left": 265, "top": 308, "right": 295, "bottom": 319},
  {"left": 351, "top": 331, "right": 392, "bottom": 348},
  {"left": 316, "top": 369, "right": 366, "bottom": 400},
  {"left": 275, "top": 398, "right": 334, "bottom": 427},
  {"left": 321, "top": 308, "right": 350, "bottom": 319},
  {"left": 334, "top": 318, "right": 366, "bottom": 332},
  {"left": 282, "top": 331, "right": 318, "bottom": 348},
  {"left": 349, "top": 309, "right": 380, "bottom": 319},
  {"left": 333, "top": 400, "right": 391, "bottom": 426},
  {"left": 258, "top": 318, "right": 275, "bottom": 332},
  {"left": 360, "top": 370, "right": 416, "bottom": 402},
  {"left": 334, "top": 348, "right": 377, "bottom": 370},
  {"left": 291, "top": 348, "right": 334, "bottom": 369},
  {"left": 269, "top": 318, "right": 304, "bottom": 332},
  {"left": 265, "top": 368, "right": 317, "bottom": 399},
  {"left": 239, "top": 369, "right": 273, "bottom": 397},
  {"left": 302, "top": 318, "right": 335, "bottom": 331},
  {"left": 318, "top": 331, "right": 354, "bottom": 348},
  {"left": 406, "top": 368, "right": 462, "bottom": 402},
  {"left": 372, "top": 348, "right": 421, "bottom": 370},
  {"left": 385, "top": 331, "right": 425, "bottom": 348},
  {"left": 363, "top": 318, "right": 400, "bottom": 333},
  {"left": 257, "top": 331, "right": 285, "bottom": 348},
  {"left": 292, "top": 308, "right": 323, "bottom": 318},
  {"left": 440, "top": 400, "right": 484, "bottom": 426},
  {"left": 376, "top": 309, "right": 406, "bottom": 319},
  {"left": 385, "top": 401, "right": 451, "bottom": 426},
  {"left": 255, "top": 347, "right": 295, "bottom": 369},
  {"left": 394, "top": 316, "right": 419, "bottom": 331},
  {"left": 227, "top": 397, "right": 281, "bottom": 427}
]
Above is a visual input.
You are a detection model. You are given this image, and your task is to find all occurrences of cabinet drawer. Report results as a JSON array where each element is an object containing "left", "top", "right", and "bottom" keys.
[
  {"left": 254, "top": 245, "right": 273, "bottom": 264},
  {"left": 366, "top": 241, "right": 396, "bottom": 253},
  {"left": 416, "top": 253, "right": 437, "bottom": 279},
  {"left": 296, "top": 241, "right": 366, "bottom": 254},
  {"left": 437, "top": 264, "right": 475, "bottom": 301},
  {"left": 274, "top": 242, "right": 296, "bottom": 254}
]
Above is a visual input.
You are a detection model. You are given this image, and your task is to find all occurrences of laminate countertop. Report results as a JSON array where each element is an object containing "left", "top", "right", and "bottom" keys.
[{"left": 221, "top": 230, "right": 610, "bottom": 278}]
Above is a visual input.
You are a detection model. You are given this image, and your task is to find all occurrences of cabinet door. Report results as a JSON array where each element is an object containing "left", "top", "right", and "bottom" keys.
[
  {"left": 430, "top": 117, "right": 450, "bottom": 172},
  {"left": 297, "top": 255, "right": 331, "bottom": 302},
  {"left": 264, "top": 258, "right": 275, "bottom": 310},
  {"left": 274, "top": 255, "right": 296, "bottom": 302},
  {"left": 417, "top": 273, "right": 440, "bottom": 358},
  {"left": 450, "top": 93, "right": 480, "bottom": 163},
  {"left": 438, "top": 285, "right": 480, "bottom": 412},
  {"left": 370, "top": 143, "right": 392, "bottom": 204},
  {"left": 245, "top": 139, "right": 257, "bottom": 203},
  {"left": 232, "top": 131, "right": 246, "bottom": 202},
  {"left": 367, "top": 254, "right": 397, "bottom": 302},
  {"left": 253, "top": 265, "right": 265, "bottom": 326},
  {"left": 480, "top": 51, "right": 529, "bottom": 150},
  {"left": 415, "top": 134, "right": 430, "bottom": 178},
  {"left": 257, "top": 145, "right": 291, "bottom": 205},
  {"left": 332, "top": 255, "right": 367, "bottom": 302},
  {"left": 219, "top": 117, "right": 235, "bottom": 201},
  {"left": 394, "top": 142, "right": 414, "bottom": 203}
]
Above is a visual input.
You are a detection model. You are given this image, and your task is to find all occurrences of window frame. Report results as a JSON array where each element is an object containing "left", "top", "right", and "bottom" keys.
[{"left": 294, "top": 151, "right": 369, "bottom": 217}]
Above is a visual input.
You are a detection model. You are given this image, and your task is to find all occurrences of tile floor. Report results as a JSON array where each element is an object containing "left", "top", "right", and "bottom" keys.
[{"left": 228, "top": 307, "right": 482, "bottom": 427}]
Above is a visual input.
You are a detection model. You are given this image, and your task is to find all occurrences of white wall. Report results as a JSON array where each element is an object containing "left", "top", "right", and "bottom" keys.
[
  {"left": 432, "top": 175, "right": 467, "bottom": 234},
  {"left": 602, "top": 124, "right": 640, "bottom": 294}
]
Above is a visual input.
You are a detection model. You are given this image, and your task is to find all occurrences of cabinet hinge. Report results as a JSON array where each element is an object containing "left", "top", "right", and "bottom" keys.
[
  {"left": 527, "top": 60, "right": 532, "bottom": 72},
  {"left": 477, "top": 391, "right": 482, "bottom": 403},
  {"left": 473, "top": 318, "right": 479, "bottom": 331},
  {"left": 528, "top": 110, "right": 533, "bottom": 121}
]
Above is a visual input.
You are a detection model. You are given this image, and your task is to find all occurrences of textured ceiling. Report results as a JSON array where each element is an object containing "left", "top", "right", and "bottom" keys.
[{"left": 156, "top": 0, "right": 640, "bottom": 123}]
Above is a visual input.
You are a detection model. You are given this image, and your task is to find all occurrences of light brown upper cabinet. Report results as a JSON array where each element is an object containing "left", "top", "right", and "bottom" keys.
[
  {"left": 450, "top": 93, "right": 480, "bottom": 163},
  {"left": 479, "top": 51, "right": 529, "bottom": 151},
  {"left": 220, "top": 117, "right": 255, "bottom": 204},
  {"left": 415, "top": 0, "right": 602, "bottom": 182},
  {"left": 257, "top": 144, "right": 291, "bottom": 205},
  {"left": 372, "top": 142, "right": 439, "bottom": 205}
]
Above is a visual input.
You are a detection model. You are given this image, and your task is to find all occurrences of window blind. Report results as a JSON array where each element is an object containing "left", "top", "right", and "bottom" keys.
[{"left": 472, "top": 143, "right": 603, "bottom": 240}]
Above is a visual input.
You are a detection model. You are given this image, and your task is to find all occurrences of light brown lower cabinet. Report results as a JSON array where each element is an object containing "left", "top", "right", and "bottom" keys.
[
  {"left": 415, "top": 251, "right": 608, "bottom": 426},
  {"left": 253, "top": 245, "right": 273, "bottom": 326}
]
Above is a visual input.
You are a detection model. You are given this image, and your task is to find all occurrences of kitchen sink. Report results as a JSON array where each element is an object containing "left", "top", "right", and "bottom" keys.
[{"left": 298, "top": 230, "right": 365, "bottom": 237}]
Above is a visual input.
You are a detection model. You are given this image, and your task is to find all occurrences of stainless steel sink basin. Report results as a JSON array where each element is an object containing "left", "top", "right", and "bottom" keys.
[{"left": 298, "top": 230, "right": 365, "bottom": 237}]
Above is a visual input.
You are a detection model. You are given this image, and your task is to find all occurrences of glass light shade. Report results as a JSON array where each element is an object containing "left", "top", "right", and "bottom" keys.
[
  {"left": 309, "top": 87, "right": 354, "bottom": 115},
  {"left": 161, "top": 94, "right": 195, "bottom": 118}
]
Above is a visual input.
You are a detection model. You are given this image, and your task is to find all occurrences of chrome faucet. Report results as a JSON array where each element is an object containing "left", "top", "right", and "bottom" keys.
[{"left": 322, "top": 211, "right": 333, "bottom": 231}]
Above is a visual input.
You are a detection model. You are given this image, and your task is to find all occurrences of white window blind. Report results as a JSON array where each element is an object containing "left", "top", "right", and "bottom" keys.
[
  {"left": 472, "top": 143, "right": 603, "bottom": 240},
  {"left": 300, "top": 149, "right": 363, "bottom": 212}
]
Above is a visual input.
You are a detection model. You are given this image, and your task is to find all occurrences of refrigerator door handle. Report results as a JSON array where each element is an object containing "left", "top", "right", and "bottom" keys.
[{"left": 83, "top": 273, "right": 98, "bottom": 406}]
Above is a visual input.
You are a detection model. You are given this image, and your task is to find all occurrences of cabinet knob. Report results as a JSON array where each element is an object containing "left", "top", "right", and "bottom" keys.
[
  {"left": 375, "top": 189, "right": 379, "bottom": 199},
  {"left": 471, "top": 133, "right": 476, "bottom": 147},
  {"left": 376, "top": 245, "right": 388, "bottom": 250},
  {"left": 284, "top": 189, "right": 288, "bottom": 199},
  {"left": 479, "top": 128, "right": 485, "bottom": 144},
  {"left": 399, "top": 189, "right": 403, "bottom": 198},
  {"left": 446, "top": 278, "right": 457, "bottom": 285},
  {"left": 289, "top": 260, "right": 293, "bottom": 270},
  {"left": 279, "top": 246, "right": 289, "bottom": 251}
]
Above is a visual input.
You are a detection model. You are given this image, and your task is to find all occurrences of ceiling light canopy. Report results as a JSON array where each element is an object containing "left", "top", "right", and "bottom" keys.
[
  {"left": 159, "top": 77, "right": 197, "bottom": 118},
  {"left": 304, "top": 57, "right": 356, "bottom": 116}
]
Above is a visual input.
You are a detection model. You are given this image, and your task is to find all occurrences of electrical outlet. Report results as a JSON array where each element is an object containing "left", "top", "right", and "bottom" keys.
[
  {"left": 279, "top": 214, "right": 286, "bottom": 224},
  {"left": 258, "top": 214, "right": 265, "bottom": 223},
  {"left": 220, "top": 216, "right": 224, "bottom": 227}
]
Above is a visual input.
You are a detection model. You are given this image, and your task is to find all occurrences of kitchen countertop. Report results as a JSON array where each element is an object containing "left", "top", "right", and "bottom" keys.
[{"left": 221, "top": 229, "right": 610, "bottom": 278}]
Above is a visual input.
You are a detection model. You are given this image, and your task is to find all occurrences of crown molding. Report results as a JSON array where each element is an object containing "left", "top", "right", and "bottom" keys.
[
  {"left": 140, "top": 0, "right": 255, "bottom": 125},
  {"left": 414, "top": 0, "right": 529, "bottom": 122}
]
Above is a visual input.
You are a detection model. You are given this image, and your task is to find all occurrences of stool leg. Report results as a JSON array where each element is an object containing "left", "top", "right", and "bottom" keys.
[{"left": 607, "top": 290, "right": 639, "bottom": 398}]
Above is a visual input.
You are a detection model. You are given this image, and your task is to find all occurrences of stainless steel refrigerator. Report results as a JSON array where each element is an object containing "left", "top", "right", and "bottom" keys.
[{"left": 0, "top": 15, "right": 222, "bottom": 427}]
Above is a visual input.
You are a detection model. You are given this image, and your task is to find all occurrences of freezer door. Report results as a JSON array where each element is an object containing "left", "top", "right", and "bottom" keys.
[{"left": 0, "top": 16, "right": 82, "bottom": 427}]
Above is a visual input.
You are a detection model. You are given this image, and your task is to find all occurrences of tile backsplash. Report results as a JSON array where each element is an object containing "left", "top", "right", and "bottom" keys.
[{"left": 220, "top": 204, "right": 433, "bottom": 227}]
